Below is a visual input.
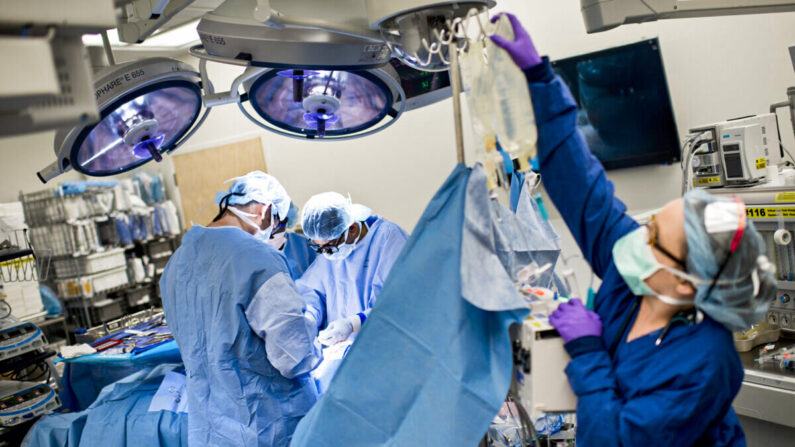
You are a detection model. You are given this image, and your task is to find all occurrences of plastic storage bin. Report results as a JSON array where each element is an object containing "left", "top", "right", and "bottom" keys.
[
  {"left": 0, "top": 280, "right": 43, "bottom": 318},
  {"left": 53, "top": 248, "right": 127, "bottom": 278},
  {"left": 124, "top": 285, "right": 153, "bottom": 307},
  {"left": 147, "top": 239, "right": 173, "bottom": 259},
  {"left": 91, "top": 298, "right": 124, "bottom": 322},
  {"left": 67, "top": 297, "right": 124, "bottom": 326},
  {"left": 56, "top": 266, "right": 130, "bottom": 298}
]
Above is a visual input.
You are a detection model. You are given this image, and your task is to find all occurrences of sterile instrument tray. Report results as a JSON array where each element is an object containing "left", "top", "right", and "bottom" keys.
[{"left": 74, "top": 308, "right": 164, "bottom": 344}]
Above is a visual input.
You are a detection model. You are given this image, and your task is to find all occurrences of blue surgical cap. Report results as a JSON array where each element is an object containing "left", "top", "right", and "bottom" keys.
[
  {"left": 683, "top": 189, "right": 776, "bottom": 331},
  {"left": 301, "top": 192, "right": 372, "bottom": 241},
  {"left": 214, "top": 171, "right": 291, "bottom": 220}
]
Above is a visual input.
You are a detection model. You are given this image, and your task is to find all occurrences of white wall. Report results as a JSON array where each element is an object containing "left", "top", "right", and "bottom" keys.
[
  {"left": 0, "top": 131, "right": 84, "bottom": 203},
  {"left": 1, "top": 3, "right": 794, "bottom": 293}
]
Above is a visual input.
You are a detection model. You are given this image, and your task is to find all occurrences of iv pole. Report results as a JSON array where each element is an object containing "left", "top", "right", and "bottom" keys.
[{"left": 448, "top": 41, "right": 466, "bottom": 165}]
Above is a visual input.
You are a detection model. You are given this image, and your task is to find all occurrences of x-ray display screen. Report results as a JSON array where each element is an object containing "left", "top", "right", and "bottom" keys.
[{"left": 551, "top": 38, "right": 680, "bottom": 170}]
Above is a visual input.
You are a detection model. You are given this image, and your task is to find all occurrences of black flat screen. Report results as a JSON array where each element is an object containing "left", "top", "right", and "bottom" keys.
[{"left": 551, "top": 38, "right": 680, "bottom": 170}]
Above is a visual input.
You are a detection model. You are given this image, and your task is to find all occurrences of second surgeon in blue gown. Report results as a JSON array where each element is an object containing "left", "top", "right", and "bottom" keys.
[
  {"left": 297, "top": 192, "right": 409, "bottom": 346},
  {"left": 490, "top": 13, "right": 776, "bottom": 446}
]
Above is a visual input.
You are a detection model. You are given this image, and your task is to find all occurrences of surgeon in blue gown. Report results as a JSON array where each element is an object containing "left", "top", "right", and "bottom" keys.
[
  {"left": 160, "top": 171, "right": 322, "bottom": 446},
  {"left": 297, "top": 192, "right": 408, "bottom": 346},
  {"left": 491, "top": 13, "right": 776, "bottom": 446}
]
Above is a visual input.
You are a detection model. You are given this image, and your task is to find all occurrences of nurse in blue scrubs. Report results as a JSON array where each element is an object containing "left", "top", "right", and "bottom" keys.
[{"left": 490, "top": 13, "right": 776, "bottom": 446}]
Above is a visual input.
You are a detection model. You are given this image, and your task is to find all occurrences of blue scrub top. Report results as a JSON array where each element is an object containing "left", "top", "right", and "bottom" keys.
[
  {"left": 297, "top": 216, "right": 408, "bottom": 327},
  {"left": 526, "top": 58, "right": 745, "bottom": 446}
]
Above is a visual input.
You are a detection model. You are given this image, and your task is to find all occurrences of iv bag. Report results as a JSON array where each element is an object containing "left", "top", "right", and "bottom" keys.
[{"left": 485, "top": 15, "right": 538, "bottom": 172}]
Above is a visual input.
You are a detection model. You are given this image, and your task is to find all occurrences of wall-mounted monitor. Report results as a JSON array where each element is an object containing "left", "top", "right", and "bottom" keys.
[{"left": 551, "top": 38, "right": 680, "bottom": 170}]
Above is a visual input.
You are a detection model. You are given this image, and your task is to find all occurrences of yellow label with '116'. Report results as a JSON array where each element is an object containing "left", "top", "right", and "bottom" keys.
[{"left": 745, "top": 207, "right": 795, "bottom": 219}]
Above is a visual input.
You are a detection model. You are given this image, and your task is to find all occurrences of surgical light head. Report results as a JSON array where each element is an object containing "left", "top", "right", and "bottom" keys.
[
  {"left": 244, "top": 69, "right": 398, "bottom": 139},
  {"left": 41, "top": 58, "right": 206, "bottom": 183}
]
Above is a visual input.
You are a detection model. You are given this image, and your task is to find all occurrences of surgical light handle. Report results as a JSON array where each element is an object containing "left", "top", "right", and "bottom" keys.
[{"left": 198, "top": 58, "right": 267, "bottom": 108}]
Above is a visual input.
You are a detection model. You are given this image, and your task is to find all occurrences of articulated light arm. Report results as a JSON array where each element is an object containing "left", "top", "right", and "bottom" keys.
[
  {"left": 581, "top": 0, "right": 795, "bottom": 33},
  {"left": 117, "top": 0, "right": 196, "bottom": 43}
]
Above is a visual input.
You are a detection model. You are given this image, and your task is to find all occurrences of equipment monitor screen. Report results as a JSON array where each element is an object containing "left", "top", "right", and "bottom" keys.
[
  {"left": 723, "top": 153, "right": 744, "bottom": 178},
  {"left": 389, "top": 59, "right": 450, "bottom": 99},
  {"left": 551, "top": 38, "right": 681, "bottom": 170}
]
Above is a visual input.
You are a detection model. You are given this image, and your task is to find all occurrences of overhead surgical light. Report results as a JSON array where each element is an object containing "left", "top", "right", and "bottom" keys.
[
  {"left": 39, "top": 57, "right": 208, "bottom": 183},
  {"left": 190, "top": 0, "right": 405, "bottom": 140},
  {"left": 190, "top": 0, "right": 493, "bottom": 141},
  {"left": 34, "top": 0, "right": 493, "bottom": 180},
  {"left": 196, "top": 0, "right": 390, "bottom": 68},
  {"left": 244, "top": 68, "right": 401, "bottom": 139}
]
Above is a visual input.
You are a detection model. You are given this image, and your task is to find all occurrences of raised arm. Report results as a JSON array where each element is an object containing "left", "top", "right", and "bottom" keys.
[
  {"left": 491, "top": 12, "right": 638, "bottom": 278},
  {"left": 529, "top": 64, "right": 638, "bottom": 277}
]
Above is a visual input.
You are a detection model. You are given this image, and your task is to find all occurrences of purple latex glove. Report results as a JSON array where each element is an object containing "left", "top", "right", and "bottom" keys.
[
  {"left": 489, "top": 12, "right": 542, "bottom": 69},
  {"left": 548, "top": 298, "right": 603, "bottom": 343}
]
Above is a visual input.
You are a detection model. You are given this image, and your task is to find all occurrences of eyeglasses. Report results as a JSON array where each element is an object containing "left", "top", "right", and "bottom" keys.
[
  {"left": 308, "top": 234, "right": 346, "bottom": 254},
  {"left": 647, "top": 214, "right": 687, "bottom": 269},
  {"left": 272, "top": 217, "right": 288, "bottom": 235}
]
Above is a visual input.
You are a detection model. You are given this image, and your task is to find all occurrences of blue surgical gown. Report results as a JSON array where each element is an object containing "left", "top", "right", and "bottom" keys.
[
  {"left": 283, "top": 232, "right": 317, "bottom": 279},
  {"left": 297, "top": 217, "right": 408, "bottom": 327},
  {"left": 159, "top": 225, "right": 320, "bottom": 447},
  {"left": 527, "top": 58, "right": 746, "bottom": 446},
  {"left": 23, "top": 364, "right": 188, "bottom": 447}
]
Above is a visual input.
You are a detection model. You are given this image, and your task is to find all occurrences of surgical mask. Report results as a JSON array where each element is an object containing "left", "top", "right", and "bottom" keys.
[
  {"left": 267, "top": 232, "right": 287, "bottom": 251},
  {"left": 613, "top": 226, "right": 705, "bottom": 306},
  {"left": 321, "top": 227, "right": 358, "bottom": 260},
  {"left": 228, "top": 206, "right": 273, "bottom": 244}
]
